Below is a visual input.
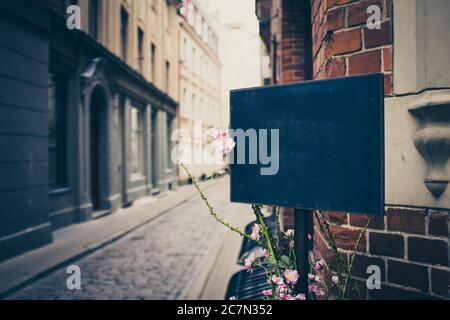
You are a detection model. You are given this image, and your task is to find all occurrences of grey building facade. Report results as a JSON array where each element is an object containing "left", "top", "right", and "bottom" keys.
[
  {"left": 0, "top": 0, "right": 178, "bottom": 262},
  {"left": 0, "top": 0, "right": 53, "bottom": 262}
]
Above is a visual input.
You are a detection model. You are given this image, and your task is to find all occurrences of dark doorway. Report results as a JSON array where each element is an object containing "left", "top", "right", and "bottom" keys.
[{"left": 89, "top": 87, "right": 107, "bottom": 211}]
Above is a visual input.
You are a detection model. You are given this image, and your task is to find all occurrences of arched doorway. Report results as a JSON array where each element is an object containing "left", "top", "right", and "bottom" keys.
[{"left": 89, "top": 86, "right": 108, "bottom": 212}]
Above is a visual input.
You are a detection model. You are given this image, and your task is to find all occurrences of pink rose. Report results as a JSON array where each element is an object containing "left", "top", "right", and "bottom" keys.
[
  {"left": 262, "top": 249, "right": 269, "bottom": 257},
  {"left": 206, "top": 127, "right": 221, "bottom": 140},
  {"left": 271, "top": 275, "right": 284, "bottom": 285},
  {"left": 308, "top": 284, "right": 318, "bottom": 293},
  {"left": 277, "top": 284, "right": 290, "bottom": 294},
  {"left": 316, "top": 288, "right": 325, "bottom": 297},
  {"left": 283, "top": 269, "right": 299, "bottom": 284},
  {"left": 223, "top": 138, "right": 236, "bottom": 154},
  {"left": 280, "top": 293, "right": 294, "bottom": 300},
  {"left": 308, "top": 274, "right": 320, "bottom": 282},
  {"left": 262, "top": 289, "right": 272, "bottom": 296},
  {"left": 250, "top": 223, "right": 260, "bottom": 241},
  {"left": 313, "top": 259, "right": 326, "bottom": 271},
  {"left": 331, "top": 275, "right": 339, "bottom": 285},
  {"left": 214, "top": 133, "right": 236, "bottom": 155},
  {"left": 294, "top": 294, "right": 306, "bottom": 300},
  {"left": 244, "top": 257, "right": 254, "bottom": 273}
]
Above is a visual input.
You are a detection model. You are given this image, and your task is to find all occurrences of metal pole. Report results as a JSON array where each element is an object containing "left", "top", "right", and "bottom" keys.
[
  {"left": 272, "top": 35, "right": 278, "bottom": 84},
  {"left": 294, "top": 208, "right": 311, "bottom": 299}
]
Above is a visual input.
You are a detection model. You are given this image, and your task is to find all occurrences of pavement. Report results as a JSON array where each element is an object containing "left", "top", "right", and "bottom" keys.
[{"left": 0, "top": 176, "right": 254, "bottom": 300}]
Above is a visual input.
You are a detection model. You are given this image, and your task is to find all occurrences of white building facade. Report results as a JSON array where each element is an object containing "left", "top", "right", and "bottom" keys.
[{"left": 178, "top": 0, "right": 225, "bottom": 181}]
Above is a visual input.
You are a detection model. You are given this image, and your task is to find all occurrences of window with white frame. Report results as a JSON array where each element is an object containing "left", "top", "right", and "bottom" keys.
[
  {"left": 195, "top": 10, "right": 202, "bottom": 35},
  {"left": 188, "top": 2, "right": 194, "bottom": 26},
  {"left": 182, "top": 38, "right": 187, "bottom": 60}
]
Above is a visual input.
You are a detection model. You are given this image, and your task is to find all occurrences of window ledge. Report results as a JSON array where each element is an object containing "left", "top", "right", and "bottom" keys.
[{"left": 130, "top": 173, "right": 146, "bottom": 182}]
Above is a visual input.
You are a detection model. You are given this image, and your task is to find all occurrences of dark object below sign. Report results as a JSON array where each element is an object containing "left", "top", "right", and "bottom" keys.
[{"left": 230, "top": 73, "right": 384, "bottom": 216}]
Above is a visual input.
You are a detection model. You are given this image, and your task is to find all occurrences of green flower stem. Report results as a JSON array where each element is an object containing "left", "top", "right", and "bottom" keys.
[
  {"left": 252, "top": 205, "right": 281, "bottom": 277},
  {"left": 180, "top": 163, "right": 252, "bottom": 240},
  {"left": 274, "top": 206, "right": 282, "bottom": 252},
  {"left": 314, "top": 212, "right": 348, "bottom": 291},
  {"left": 314, "top": 210, "right": 370, "bottom": 300},
  {"left": 314, "top": 211, "right": 348, "bottom": 270},
  {"left": 289, "top": 240, "right": 297, "bottom": 271},
  {"left": 340, "top": 217, "right": 371, "bottom": 300},
  {"left": 256, "top": 261, "right": 277, "bottom": 300}
]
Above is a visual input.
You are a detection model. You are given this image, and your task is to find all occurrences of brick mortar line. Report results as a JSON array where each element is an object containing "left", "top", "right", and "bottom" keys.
[
  {"left": 310, "top": 228, "right": 443, "bottom": 298},
  {"left": 333, "top": 44, "right": 392, "bottom": 60},
  {"left": 351, "top": 275, "right": 448, "bottom": 300},
  {"left": 314, "top": 43, "right": 392, "bottom": 76},
  {"left": 312, "top": 20, "right": 392, "bottom": 58},
  {"left": 372, "top": 230, "right": 449, "bottom": 243},
  {"left": 326, "top": 221, "right": 449, "bottom": 243},
  {"left": 366, "top": 226, "right": 370, "bottom": 254},
  {"left": 361, "top": 26, "right": 366, "bottom": 51},
  {"left": 404, "top": 231, "right": 409, "bottom": 260},
  {"left": 320, "top": 16, "right": 391, "bottom": 36},
  {"left": 428, "top": 267, "right": 432, "bottom": 296},
  {"left": 325, "top": 0, "right": 390, "bottom": 18},
  {"left": 313, "top": 0, "right": 392, "bottom": 42},
  {"left": 337, "top": 248, "right": 450, "bottom": 271}
]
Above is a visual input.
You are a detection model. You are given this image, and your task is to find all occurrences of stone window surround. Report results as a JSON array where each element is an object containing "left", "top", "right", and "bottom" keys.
[{"left": 385, "top": 0, "right": 450, "bottom": 210}]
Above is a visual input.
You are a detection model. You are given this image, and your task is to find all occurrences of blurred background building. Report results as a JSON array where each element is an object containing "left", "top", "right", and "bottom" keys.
[
  {"left": 0, "top": 0, "right": 262, "bottom": 263},
  {"left": 177, "top": 0, "right": 224, "bottom": 182},
  {"left": 0, "top": 0, "right": 264, "bottom": 263},
  {"left": 0, "top": 0, "right": 181, "bottom": 261},
  {"left": 175, "top": 0, "right": 263, "bottom": 182}
]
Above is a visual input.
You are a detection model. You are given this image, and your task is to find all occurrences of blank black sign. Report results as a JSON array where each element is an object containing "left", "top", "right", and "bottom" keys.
[{"left": 229, "top": 73, "right": 384, "bottom": 216}]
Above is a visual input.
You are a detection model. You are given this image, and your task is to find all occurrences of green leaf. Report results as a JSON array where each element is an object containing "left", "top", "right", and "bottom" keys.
[
  {"left": 281, "top": 255, "right": 290, "bottom": 265},
  {"left": 265, "top": 255, "right": 276, "bottom": 266}
]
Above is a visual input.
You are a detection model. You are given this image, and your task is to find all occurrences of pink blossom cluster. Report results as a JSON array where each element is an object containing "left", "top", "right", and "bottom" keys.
[
  {"left": 250, "top": 223, "right": 260, "bottom": 241},
  {"left": 261, "top": 270, "right": 305, "bottom": 300},
  {"left": 313, "top": 258, "right": 326, "bottom": 271},
  {"left": 206, "top": 127, "right": 236, "bottom": 156},
  {"left": 240, "top": 213, "right": 335, "bottom": 300}
]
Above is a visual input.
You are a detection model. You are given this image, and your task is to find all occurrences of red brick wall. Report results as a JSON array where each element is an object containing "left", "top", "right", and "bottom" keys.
[
  {"left": 312, "top": 0, "right": 393, "bottom": 94},
  {"left": 265, "top": 0, "right": 308, "bottom": 84},
  {"left": 310, "top": 0, "right": 449, "bottom": 299},
  {"left": 316, "top": 209, "right": 449, "bottom": 299},
  {"left": 257, "top": 0, "right": 449, "bottom": 299}
]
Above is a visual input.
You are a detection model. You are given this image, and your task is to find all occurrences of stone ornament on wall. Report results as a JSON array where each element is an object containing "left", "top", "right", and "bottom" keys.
[{"left": 409, "top": 91, "right": 450, "bottom": 198}]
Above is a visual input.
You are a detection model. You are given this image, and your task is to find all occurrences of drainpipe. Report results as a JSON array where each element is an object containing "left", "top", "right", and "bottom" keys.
[{"left": 272, "top": 34, "right": 278, "bottom": 84}]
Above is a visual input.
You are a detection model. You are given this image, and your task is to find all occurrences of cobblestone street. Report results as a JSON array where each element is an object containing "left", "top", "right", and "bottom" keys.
[{"left": 8, "top": 180, "right": 249, "bottom": 300}]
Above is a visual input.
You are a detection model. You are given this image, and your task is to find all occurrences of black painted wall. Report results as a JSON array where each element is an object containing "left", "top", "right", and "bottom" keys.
[{"left": 0, "top": 0, "right": 52, "bottom": 262}]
